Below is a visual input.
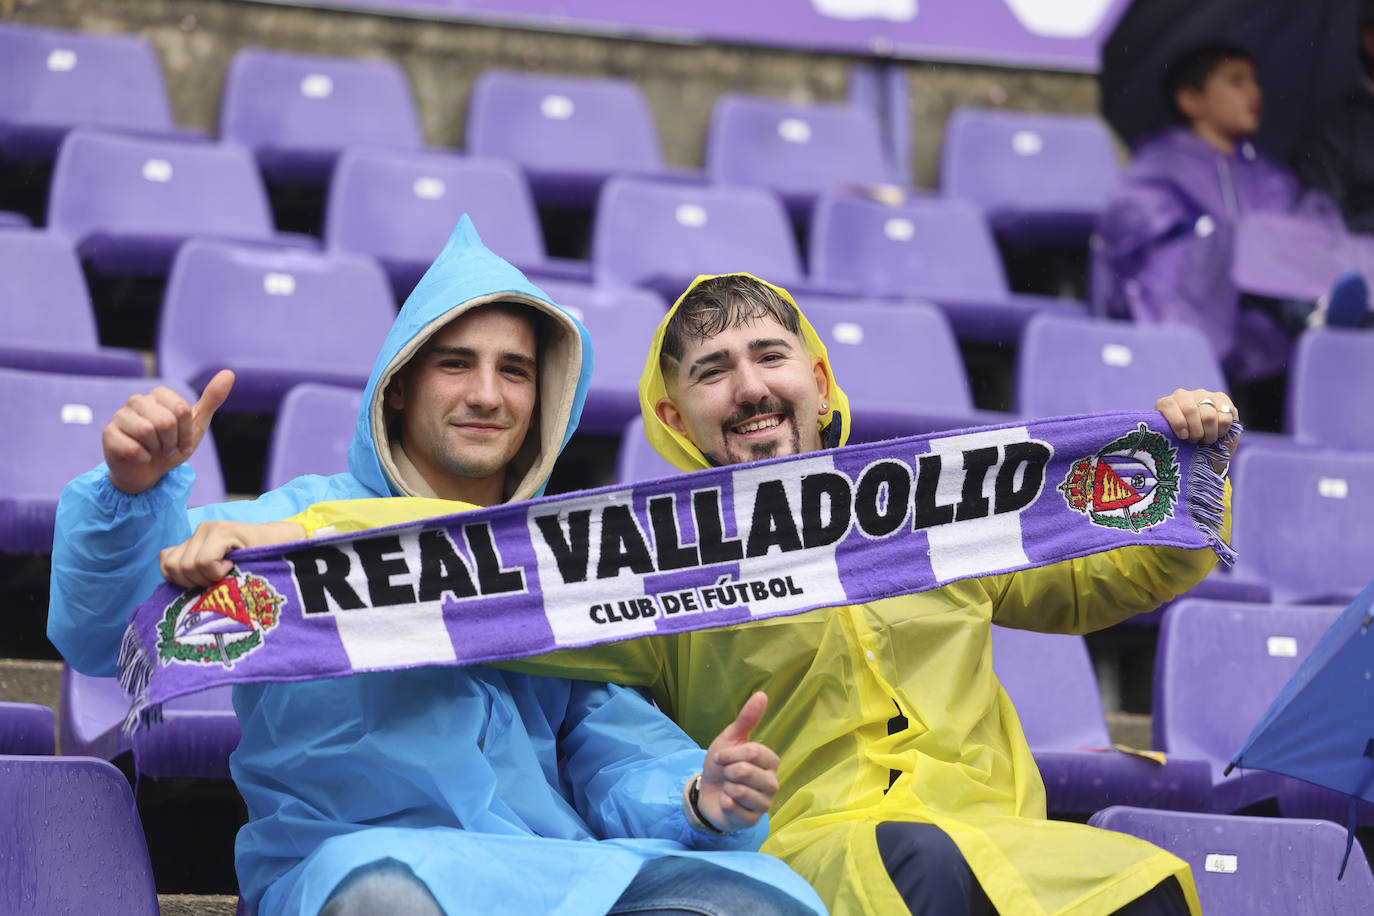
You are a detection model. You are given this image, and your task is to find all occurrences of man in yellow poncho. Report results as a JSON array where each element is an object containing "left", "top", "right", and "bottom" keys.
[{"left": 511, "top": 273, "right": 1238, "bottom": 916}]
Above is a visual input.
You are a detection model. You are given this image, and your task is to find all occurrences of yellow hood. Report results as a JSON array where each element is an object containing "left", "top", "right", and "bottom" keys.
[{"left": 638, "top": 272, "right": 852, "bottom": 471}]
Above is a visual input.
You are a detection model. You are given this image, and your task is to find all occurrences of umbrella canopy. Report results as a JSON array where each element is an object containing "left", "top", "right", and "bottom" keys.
[
  {"left": 1230, "top": 579, "right": 1374, "bottom": 876},
  {"left": 1100, "top": 0, "right": 1360, "bottom": 160}
]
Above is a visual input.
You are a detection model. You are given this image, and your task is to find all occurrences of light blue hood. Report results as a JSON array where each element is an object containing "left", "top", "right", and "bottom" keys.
[{"left": 347, "top": 215, "right": 593, "bottom": 502}]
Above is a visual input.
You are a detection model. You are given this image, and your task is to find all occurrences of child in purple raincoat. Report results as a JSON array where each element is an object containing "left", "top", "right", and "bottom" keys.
[{"left": 1099, "top": 41, "right": 1365, "bottom": 387}]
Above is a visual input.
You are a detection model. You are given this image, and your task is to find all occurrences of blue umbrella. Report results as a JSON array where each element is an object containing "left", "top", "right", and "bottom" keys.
[{"left": 1229, "top": 579, "right": 1374, "bottom": 877}]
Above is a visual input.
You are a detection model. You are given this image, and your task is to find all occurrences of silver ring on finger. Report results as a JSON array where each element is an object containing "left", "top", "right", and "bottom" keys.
[{"left": 1198, "top": 397, "right": 1216, "bottom": 408}]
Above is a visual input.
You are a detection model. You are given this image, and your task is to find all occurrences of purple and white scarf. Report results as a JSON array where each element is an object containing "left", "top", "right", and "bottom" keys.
[{"left": 119, "top": 412, "right": 1236, "bottom": 732}]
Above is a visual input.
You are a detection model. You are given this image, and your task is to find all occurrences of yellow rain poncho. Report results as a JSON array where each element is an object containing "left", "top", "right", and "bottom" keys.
[
  {"left": 288, "top": 274, "right": 1222, "bottom": 914},
  {"left": 506, "top": 274, "right": 1217, "bottom": 915}
]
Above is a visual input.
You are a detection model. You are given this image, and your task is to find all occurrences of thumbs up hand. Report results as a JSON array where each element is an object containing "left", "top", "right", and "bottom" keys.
[
  {"left": 103, "top": 369, "right": 236, "bottom": 495},
  {"left": 689, "top": 691, "right": 780, "bottom": 833}
]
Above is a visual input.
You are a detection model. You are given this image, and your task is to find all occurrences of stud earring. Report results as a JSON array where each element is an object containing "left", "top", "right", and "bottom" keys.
[{"left": 820, "top": 402, "right": 829, "bottom": 413}]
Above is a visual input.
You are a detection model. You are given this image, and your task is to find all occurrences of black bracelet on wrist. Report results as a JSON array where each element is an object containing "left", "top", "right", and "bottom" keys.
[{"left": 688, "top": 773, "right": 726, "bottom": 834}]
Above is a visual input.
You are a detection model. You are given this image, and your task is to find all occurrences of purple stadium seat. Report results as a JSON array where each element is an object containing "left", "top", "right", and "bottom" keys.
[
  {"left": 1288, "top": 328, "right": 1374, "bottom": 452},
  {"left": 615, "top": 416, "right": 683, "bottom": 485},
  {"left": 0, "top": 701, "right": 55, "bottom": 755},
  {"left": 0, "top": 22, "right": 178, "bottom": 160},
  {"left": 1232, "top": 212, "right": 1356, "bottom": 303},
  {"left": 1015, "top": 313, "right": 1226, "bottom": 417},
  {"left": 0, "top": 755, "right": 160, "bottom": 915},
  {"left": 220, "top": 46, "right": 424, "bottom": 184},
  {"left": 47, "top": 129, "right": 312, "bottom": 276},
  {"left": 705, "top": 93, "right": 894, "bottom": 222},
  {"left": 0, "top": 210, "right": 30, "bottom": 229},
  {"left": 592, "top": 176, "right": 804, "bottom": 302},
  {"left": 0, "top": 367, "right": 225, "bottom": 553},
  {"left": 263, "top": 382, "right": 364, "bottom": 490},
  {"left": 792, "top": 296, "right": 1009, "bottom": 441},
  {"left": 0, "top": 231, "right": 145, "bottom": 377},
  {"left": 60, "top": 665, "right": 240, "bottom": 779},
  {"left": 158, "top": 240, "right": 395, "bottom": 413},
  {"left": 537, "top": 280, "right": 666, "bottom": 435},
  {"left": 940, "top": 107, "right": 1119, "bottom": 243},
  {"left": 466, "top": 70, "right": 688, "bottom": 207},
  {"left": 1088, "top": 807, "right": 1374, "bottom": 915},
  {"left": 324, "top": 147, "right": 591, "bottom": 298},
  {"left": 808, "top": 192, "right": 1087, "bottom": 344},
  {"left": 1152, "top": 599, "right": 1373, "bottom": 819},
  {"left": 991, "top": 626, "right": 1211, "bottom": 815},
  {"left": 1230, "top": 443, "right": 1374, "bottom": 605}
]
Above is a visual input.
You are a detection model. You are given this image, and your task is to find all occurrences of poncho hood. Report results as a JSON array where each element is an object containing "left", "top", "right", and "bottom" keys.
[
  {"left": 638, "top": 272, "right": 851, "bottom": 472},
  {"left": 348, "top": 215, "right": 592, "bottom": 502}
]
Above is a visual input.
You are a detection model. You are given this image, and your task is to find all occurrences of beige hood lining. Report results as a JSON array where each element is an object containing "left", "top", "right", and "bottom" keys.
[{"left": 370, "top": 291, "right": 583, "bottom": 504}]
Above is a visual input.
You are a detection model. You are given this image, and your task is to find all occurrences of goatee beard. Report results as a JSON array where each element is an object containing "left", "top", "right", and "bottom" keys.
[{"left": 706, "top": 400, "right": 801, "bottom": 466}]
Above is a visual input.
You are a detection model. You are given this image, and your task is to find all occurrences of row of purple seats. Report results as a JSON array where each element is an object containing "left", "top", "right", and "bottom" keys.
[
  {"left": 5, "top": 20, "right": 1123, "bottom": 251},
  {"left": 227, "top": 47, "right": 1119, "bottom": 244},
  {"left": 589, "top": 176, "right": 1087, "bottom": 344},
  {"left": 4, "top": 756, "right": 1368, "bottom": 916},
  {"left": 19, "top": 122, "right": 1063, "bottom": 347}
]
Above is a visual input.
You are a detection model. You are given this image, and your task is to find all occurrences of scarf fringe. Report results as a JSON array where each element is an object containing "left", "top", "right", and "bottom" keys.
[
  {"left": 1186, "top": 423, "right": 1241, "bottom": 568},
  {"left": 117, "top": 622, "right": 162, "bottom": 736}
]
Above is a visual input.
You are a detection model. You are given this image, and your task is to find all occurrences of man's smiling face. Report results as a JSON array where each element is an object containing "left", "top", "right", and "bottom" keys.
[
  {"left": 656, "top": 313, "right": 829, "bottom": 467},
  {"left": 387, "top": 305, "right": 538, "bottom": 504}
]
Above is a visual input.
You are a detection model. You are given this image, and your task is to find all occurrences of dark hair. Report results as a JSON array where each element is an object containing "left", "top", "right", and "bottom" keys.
[
  {"left": 1162, "top": 41, "right": 1255, "bottom": 120},
  {"left": 659, "top": 275, "right": 803, "bottom": 375}
]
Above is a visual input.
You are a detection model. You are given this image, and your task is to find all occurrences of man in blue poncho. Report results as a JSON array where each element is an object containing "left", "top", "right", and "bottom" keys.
[{"left": 47, "top": 217, "right": 825, "bottom": 916}]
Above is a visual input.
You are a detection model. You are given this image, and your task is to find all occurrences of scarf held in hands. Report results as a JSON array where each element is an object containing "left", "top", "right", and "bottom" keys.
[{"left": 119, "top": 412, "right": 1236, "bottom": 732}]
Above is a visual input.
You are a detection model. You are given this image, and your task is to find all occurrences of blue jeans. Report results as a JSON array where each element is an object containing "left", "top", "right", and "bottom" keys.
[
  {"left": 608, "top": 855, "right": 814, "bottom": 916},
  {"left": 319, "top": 854, "right": 813, "bottom": 916}
]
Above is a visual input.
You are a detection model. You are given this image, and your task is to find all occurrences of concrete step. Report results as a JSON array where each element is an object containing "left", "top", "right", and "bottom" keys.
[
  {"left": 0, "top": 657, "right": 61, "bottom": 711},
  {"left": 159, "top": 895, "right": 238, "bottom": 916},
  {"left": 1106, "top": 711, "right": 1153, "bottom": 750}
]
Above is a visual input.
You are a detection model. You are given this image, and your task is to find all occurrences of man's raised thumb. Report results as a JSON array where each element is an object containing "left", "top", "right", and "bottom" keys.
[
  {"left": 719, "top": 691, "right": 768, "bottom": 746},
  {"left": 192, "top": 369, "right": 236, "bottom": 437}
]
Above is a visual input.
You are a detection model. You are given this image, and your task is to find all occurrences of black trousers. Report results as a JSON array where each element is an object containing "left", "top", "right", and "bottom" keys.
[{"left": 875, "top": 822, "right": 1191, "bottom": 916}]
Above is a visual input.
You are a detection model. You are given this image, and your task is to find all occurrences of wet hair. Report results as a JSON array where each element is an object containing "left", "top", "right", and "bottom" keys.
[
  {"left": 1162, "top": 41, "right": 1255, "bottom": 121},
  {"left": 659, "top": 275, "right": 803, "bottom": 378}
]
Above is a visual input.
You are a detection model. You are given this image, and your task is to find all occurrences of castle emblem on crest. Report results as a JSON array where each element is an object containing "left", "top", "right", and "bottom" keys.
[
  {"left": 1059, "top": 423, "right": 1181, "bottom": 531},
  {"left": 156, "top": 568, "right": 284, "bottom": 668}
]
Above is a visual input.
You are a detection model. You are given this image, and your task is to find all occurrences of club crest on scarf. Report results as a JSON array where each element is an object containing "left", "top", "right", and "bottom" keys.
[
  {"left": 1058, "top": 423, "right": 1181, "bottom": 531},
  {"left": 156, "top": 568, "right": 284, "bottom": 668}
]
